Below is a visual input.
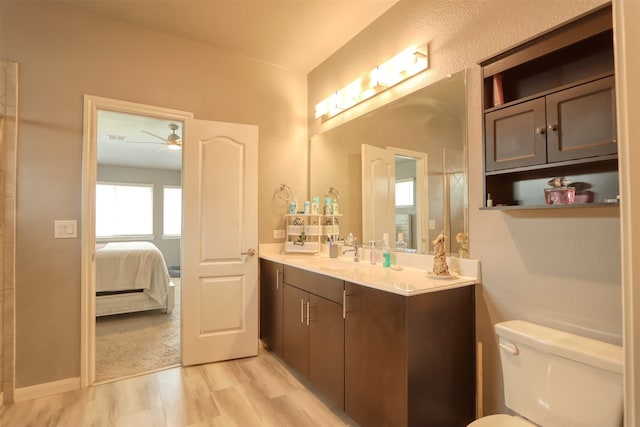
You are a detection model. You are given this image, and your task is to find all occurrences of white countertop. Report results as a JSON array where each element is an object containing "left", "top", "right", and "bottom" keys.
[{"left": 260, "top": 251, "right": 478, "bottom": 296}]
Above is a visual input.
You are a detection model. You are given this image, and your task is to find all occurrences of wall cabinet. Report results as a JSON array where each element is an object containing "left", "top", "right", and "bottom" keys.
[
  {"left": 486, "top": 76, "right": 616, "bottom": 172},
  {"left": 344, "top": 282, "right": 475, "bottom": 427},
  {"left": 282, "top": 265, "right": 345, "bottom": 409},
  {"left": 259, "top": 259, "right": 284, "bottom": 356},
  {"left": 480, "top": 4, "right": 618, "bottom": 208}
]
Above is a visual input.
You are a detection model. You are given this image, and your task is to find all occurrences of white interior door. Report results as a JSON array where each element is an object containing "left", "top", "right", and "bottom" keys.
[
  {"left": 182, "top": 118, "right": 258, "bottom": 366},
  {"left": 362, "top": 144, "right": 396, "bottom": 244}
]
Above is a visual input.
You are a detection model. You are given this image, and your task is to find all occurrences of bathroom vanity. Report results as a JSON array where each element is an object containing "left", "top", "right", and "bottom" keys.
[{"left": 259, "top": 253, "right": 478, "bottom": 427}]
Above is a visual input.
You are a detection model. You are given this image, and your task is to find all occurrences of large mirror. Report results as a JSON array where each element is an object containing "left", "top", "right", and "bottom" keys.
[{"left": 310, "top": 70, "right": 467, "bottom": 255}]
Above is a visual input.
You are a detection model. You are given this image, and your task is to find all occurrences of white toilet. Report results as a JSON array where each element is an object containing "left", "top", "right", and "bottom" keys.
[{"left": 469, "top": 320, "right": 624, "bottom": 427}]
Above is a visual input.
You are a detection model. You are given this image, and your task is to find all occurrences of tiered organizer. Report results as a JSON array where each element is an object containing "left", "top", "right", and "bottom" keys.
[{"left": 285, "top": 213, "right": 342, "bottom": 253}]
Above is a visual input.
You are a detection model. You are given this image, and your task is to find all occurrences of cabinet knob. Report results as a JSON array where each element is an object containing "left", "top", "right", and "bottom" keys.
[
  {"left": 548, "top": 124, "right": 558, "bottom": 131},
  {"left": 535, "top": 127, "right": 546, "bottom": 134}
]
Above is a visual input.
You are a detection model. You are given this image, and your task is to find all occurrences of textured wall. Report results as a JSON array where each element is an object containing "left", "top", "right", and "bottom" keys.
[{"left": 309, "top": 0, "right": 617, "bottom": 416}]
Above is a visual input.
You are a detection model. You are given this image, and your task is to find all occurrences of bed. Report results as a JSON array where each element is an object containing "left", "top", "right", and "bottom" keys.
[{"left": 95, "top": 241, "right": 175, "bottom": 317}]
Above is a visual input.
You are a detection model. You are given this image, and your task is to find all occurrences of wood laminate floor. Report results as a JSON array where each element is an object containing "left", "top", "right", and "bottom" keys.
[{"left": 0, "top": 348, "right": 356, "bottom": 427}]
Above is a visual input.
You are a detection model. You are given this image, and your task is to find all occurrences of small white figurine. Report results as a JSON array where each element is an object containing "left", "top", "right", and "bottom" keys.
[{"left": 432, "top": 231, "right": 450, "bottom": 276}]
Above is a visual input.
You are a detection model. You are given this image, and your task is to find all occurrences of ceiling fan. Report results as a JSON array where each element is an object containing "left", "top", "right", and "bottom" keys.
[{"left": 139, "top": 123, "right": 182, "bottom": 150}]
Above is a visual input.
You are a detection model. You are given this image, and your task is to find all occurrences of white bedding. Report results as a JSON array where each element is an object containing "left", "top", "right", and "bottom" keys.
[{"left": 96, "top": 241, "right": 170, "bottom": 304}]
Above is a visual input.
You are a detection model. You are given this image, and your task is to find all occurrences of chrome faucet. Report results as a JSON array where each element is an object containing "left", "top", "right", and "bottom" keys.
[{"left": 343, "top": 238, "right": 359, "bottom": 262}]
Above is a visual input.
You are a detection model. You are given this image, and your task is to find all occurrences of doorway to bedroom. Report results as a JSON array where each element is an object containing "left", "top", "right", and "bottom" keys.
[{"left": 93, "top": 108, "right": 186, "bottom": 383}]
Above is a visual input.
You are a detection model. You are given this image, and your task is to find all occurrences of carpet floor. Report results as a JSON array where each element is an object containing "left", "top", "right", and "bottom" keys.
[{"left": 95, "top": 279, "right": 181, "bottom": 383}]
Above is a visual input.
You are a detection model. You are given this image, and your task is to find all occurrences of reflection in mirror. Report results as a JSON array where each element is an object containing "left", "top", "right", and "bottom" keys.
[{"left": 310, "top": 70, "right": 467, "bottom": 255}]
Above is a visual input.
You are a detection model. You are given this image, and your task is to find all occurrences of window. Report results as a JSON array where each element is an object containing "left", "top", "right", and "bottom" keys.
[
  {"left": 96, "top": 183, "right": 153, "bottom": 238},
  {"left": 395, "top": 179, "right": 415, "bottom": 207},
  {"left": 163, "top": 186, "right": 182, "bottom": 237}
]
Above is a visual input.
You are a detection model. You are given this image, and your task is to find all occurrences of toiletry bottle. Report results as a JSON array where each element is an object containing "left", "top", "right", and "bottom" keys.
[
  {"left": 311, "top": 196, "right": 320, "bottom": 214},
  {"left": 324, "top": 197, "right": 332, "bottom": 215},
  {"left": 382, "top": 233, "right": 391, "bottom": 268},
  {"left": 303, "top": 200, "right": 311, "bottom": 214},
  {"left": 486, "top": 193, "right": 493, "bottom": 207},
  {"left": 395, "top": 233, "right": 408, "bottom": 251},
  {"left": 332, "top": 199, "right": 339, "bottom": 215},
  {"left": 368, "top": 240, "right": 376, "bottom": 265}
]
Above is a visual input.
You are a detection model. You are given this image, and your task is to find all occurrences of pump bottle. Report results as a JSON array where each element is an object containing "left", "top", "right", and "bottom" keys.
[{"left": 382, "top": 233, "right": 391, "bottom": 267}]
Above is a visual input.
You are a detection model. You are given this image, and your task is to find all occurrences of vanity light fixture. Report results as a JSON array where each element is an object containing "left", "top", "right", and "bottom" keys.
[{"left": 315, "top": 45, "right": 429, "bottom": 121}]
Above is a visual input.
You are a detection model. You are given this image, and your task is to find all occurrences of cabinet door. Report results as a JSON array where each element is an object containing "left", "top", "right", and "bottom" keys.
[
  {"left": 345, "top": 282, "right": 406, "bottom": 427},
  {"left": 485, "top": 97, "right": 547, "bottom": 171},
  {"left": 259, "top": 260, "right": 284, "bottom": 356},
  {"left": 308, "top": 294, "right": 345, "bottom": 409},
  {"left": 283, "top": 285, "right": 309, "bottom": 377},
  {"left": 546, "top": 76, "right": 617, "bottom": 162}
]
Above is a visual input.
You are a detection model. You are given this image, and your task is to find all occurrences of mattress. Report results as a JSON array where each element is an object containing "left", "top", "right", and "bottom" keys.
[{"left": 96, "top": 241, "right": 170, "bottom": 304}]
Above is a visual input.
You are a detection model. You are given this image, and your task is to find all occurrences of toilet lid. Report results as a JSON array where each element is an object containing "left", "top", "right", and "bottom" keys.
[{"left": 468, "top": 414, "right": 536, "bottom": 427}]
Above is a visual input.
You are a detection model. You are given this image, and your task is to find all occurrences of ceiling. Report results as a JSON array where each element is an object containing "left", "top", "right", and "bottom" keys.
[
  {"left": 97, "top": 111, "right": 184, "bottom": 170},
  {"left": 80, "top": 0, "right": 398, "bottom": 170},
  {"left": 66, "top": 0, "right": 397, "bottom": 73}
]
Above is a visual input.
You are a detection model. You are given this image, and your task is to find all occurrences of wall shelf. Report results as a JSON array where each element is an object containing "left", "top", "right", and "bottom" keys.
[{"left": 480, "top": 202, "right": 619, "bottom": 211}]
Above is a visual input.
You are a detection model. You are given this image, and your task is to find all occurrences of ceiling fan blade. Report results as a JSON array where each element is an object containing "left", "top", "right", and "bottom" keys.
[
  {"left": 141, "top": 130, "right": 168, "bottom": 143},
  {"left": 125, "top": 140, "right": 165, "bottom": 145}
]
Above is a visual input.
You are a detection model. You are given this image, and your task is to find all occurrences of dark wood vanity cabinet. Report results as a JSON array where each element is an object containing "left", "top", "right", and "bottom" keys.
[
  {"left": 344, "top": 282, "right": 476, "bottom": 427},
  {"left": 481, "top": 4, "right": 618, "bottom": 208},
  {"left": 282, "top": 265, "right": 345, "bottom": 409},
  {"left": 260, "top": 260, "right": 476, "bottom": 426},
  {"left": 259, "top": 259, "right": 284, "bottom": 356}
]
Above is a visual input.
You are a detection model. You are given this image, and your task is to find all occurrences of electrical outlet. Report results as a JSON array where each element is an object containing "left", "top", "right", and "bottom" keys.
[
  {"left": 428, "top": 219, "right": 436, "bottom": 230},
  {"left": 273, "top": 229, "right": 285, "bottom": 239}
]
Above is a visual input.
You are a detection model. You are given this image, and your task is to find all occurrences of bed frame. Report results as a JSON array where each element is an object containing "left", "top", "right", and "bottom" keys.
[
  {"left": 96, "top": 281, "right": 176, "bottom": 317},
  {"left": 95, "top": 241, "right": 176, "bottom": 317}
]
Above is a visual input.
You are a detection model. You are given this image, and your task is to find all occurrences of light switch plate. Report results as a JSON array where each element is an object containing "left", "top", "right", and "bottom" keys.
[
  {"left": 273, "top": 229, "right": 285, "bottom": 239},
  {"left": 54, "top": 220, "right": 78, "bottom": 238},
  {"left": 428, "top": 219, "right": 436, "bottom": 230}
]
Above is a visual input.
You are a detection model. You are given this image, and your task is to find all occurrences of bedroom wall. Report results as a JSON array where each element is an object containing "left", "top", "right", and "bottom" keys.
[
  {"left": 308, "top": 0, "right": 620, "bottom": 416},
  {"left": 97, "top": 165, "right": 181, "bottom": 268},
  {"left": 0, "top": 1, "right": 307, "bottom": 389}
]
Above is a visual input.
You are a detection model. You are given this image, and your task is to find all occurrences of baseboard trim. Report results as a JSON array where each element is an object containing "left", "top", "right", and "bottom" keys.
[{"left": 14, "top": 377, "right": 81, "bottom": 402}]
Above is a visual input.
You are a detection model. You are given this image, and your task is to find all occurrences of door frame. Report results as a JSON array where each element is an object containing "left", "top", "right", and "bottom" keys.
[
  {"left": 80, "top": 95, "right": 193, "bottom": 387},
  {"left": 387, "top": 146, "right": 428, "bottom": 254}
]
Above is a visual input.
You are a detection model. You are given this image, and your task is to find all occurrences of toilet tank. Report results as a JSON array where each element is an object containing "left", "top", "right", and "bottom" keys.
[{"left": 495, "top": 320, "right": 623, "bottom": 427}]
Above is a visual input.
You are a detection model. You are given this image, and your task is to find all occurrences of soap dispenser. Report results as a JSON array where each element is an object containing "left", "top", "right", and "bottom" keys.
[
  {"left": 382, "top": 233, "right": 391, "bottom": 268},
  {"left": 395, "top": 233, "right": 408, "bottom": 252}
]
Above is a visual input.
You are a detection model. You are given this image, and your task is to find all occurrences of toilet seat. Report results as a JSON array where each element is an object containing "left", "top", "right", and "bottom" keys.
[{"left": 468, "top": 414, "right": 537, "bottom": 427}]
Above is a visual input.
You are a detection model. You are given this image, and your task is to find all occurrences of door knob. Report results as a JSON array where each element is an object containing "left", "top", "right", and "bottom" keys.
[
  {"left": 241, "top": 248, "right": 256, "bottom": 256},
  {"left": 548, "top": 124, "right": 558, "bottom": 131}
]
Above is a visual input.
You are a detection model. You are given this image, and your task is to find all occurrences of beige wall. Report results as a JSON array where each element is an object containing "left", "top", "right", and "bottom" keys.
[
  {"left": 0, "top": 1, "right": 307, "bottom": 388},
  {"left": 308, "top": 0, "right": 619, "bottom": 416}
]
